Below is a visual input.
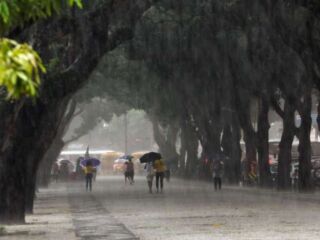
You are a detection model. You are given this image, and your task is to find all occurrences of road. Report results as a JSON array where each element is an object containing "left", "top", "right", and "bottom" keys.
[{"left": 66, "top": 175, "right": 320, "bottom": 240}]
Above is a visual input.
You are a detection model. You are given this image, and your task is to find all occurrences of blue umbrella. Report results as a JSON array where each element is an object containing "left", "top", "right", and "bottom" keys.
[{"left": 80, "top": 158, "right": 101, "bottom": 167}]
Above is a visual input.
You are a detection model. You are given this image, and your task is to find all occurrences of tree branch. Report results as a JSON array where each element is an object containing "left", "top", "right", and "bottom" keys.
[{"left": 270, "top": 96, "right": 285, "bottom": 119}]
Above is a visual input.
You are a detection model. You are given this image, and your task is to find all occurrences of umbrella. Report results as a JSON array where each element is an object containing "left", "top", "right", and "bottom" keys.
[
  {"left": 80, "top": 158, "right": 101, "bottom": 167},
  {"left": 140, "top": 152, "right": 162, "bottom": 163}
]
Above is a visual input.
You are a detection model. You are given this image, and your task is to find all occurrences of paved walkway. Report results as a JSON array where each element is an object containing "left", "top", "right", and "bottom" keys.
[
  {"left": 0, "top": 184, "right": 77, "bottom": 240},
  {"left": 0, "top": 182, "right": 139, "bottom": 240},
  {"left": 68, "top": 188, "right": 138, "bottom": 240},
  {"left": 1, "top": 176, "right": 320, "bottom": 240}
]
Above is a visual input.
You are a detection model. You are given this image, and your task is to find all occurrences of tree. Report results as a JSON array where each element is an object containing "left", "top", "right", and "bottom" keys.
[
  {"left": 0, "top": 0, "right": 154, "bottom": 223},
  {"left": 0, "top": 0, "right": 82, "bottom": 99}
]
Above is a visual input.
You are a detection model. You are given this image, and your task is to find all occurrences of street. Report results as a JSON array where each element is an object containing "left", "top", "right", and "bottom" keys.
[
  {"left": 72, "top": 176, "right": 320, "bottom": 240},
  {"left": 2, "top": 176, "right": 320, "bottom": 240}
]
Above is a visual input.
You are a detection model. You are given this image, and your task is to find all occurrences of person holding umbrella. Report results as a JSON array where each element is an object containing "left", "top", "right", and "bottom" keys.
[
  {"left": 126, "top": 158, "right": 134, "bottom": 184},
  {"left": 83, "top": 160, "right": 95, "bottom": 192},
  {"left": 144, "top": 162, "right": 155, "bottom": 193},
  {"left": 140, "top": 152, "right": 164, "bottom": 193},
  {"left": 154, "top": 157, "right": 166, "bottom": 193}
]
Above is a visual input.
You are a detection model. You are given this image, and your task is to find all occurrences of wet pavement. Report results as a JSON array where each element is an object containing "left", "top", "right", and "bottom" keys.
[
  {"left": 68, "top": 190, "right": 138, "bottom": 240},
  {"left": 92, "top": 176, "right": 320, "bottom": 240},
  {"left": 1, "top": 176, "right": 320, "bottom": 239}
]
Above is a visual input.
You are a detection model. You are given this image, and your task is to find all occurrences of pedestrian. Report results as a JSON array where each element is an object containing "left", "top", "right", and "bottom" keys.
[
  {"left": 83, "top": 160, "right": 94, "bottom": 192},
  {"left": 212, "top": 160, "right": 223, "bottom": 190},
  {"left": 145, "top": 162, "right": 155, "bottom": 193},
  {"left": 126, "top": 158, "right": 134, "bottom": 184},
  {"left": 154, "top": 158, "right": 166, "bottom": 193},
  {"left": 124, "top": 162, "right": 129, "bottom": 184}
]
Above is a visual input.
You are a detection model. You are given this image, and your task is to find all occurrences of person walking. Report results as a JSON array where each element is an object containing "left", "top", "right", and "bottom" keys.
[
  {"left": 154, "top": 158, "right": 166, "bottom": 193},
  {"left": 145, "top": 162, "right": 155, "bottom": 193},
  {"left": 212, "top": 160, "right": 223, "bottom": 190},
  {"left": 83, "top": 160, "right": 94, "bottom": 192},
  {"left": 126, "top": 158, "right": 134, "bottom": 184},
  {"left": 124, "top": 161, "right": 129, "bottom": 184}
]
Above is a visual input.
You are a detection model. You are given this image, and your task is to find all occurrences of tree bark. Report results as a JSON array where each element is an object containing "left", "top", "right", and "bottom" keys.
[
  {"left": 238, "top": 102, "right": 257, "bottom": 184},
  {"left": 257, "top": 97, "right": 271, "bottom": 187},
  {"left": 184, "top": 121, "right": 199, "bottom": 177},
  {"left": 0, "top": 99, "right": 67, "bottom": 221},
  {"left": 37, "top": 138, "right": 65, "bottom": 187},
  {"left": 37, "top": 99, "right": 77, "bottom": 188},
  {"left": 0, "top": 148, "right": 26, "bottom": 223},
  {"left": 151, "top": 116, "right": 179, "bottom": 165},
  {"left": 298, "top": 90, "right": 313, "bottom": 192},
  {"left": 222, "top": 119, "right": 242, "bottom": 184},
  {"left": 277, "top": 101, "right": 296, "bottom": 190},
  {"left": 230, "top": 117, "right": 242, "bottom": 184},
  {"left": 199, "top": 121, "right": 222, "bottom": 180},
  {"left": 221, "top": 124, "right": 233, "bottom": 182}
]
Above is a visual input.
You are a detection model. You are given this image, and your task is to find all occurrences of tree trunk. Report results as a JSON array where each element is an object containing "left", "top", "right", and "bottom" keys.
[
  {"left": 179, "top": 128, "right": 187, "bottom": 174},
  {"left": 184, "top": 121, "right": 199, "bottom": 177},
  {"left": 25, "top": 167, "right": 38, "bottom": 214},
  {"left": 239, "top": 105, "right": 257, "bottom": 185},
  {"left": 166, "top": 124, "right": 180, "bottom": 168},
  {"left": 0, "top": 152, "right": 26, "bottom": 223},
  {"left": 150, "top": 116, "right": 179, "bottom": 166},
  {"left": 221, "top": 124, "right": 234, "bottom": 182},
  {"left": 0, "top": 94, "right": 70, "bottom": 222},
  {"left": 222, "top": 120, "right": 242, "bottom": 184},
  {"left": 230, "top": 117, "right": 242, "bottom": 184},
  {"left": 257, "top": 98, "right": 271, "bottom": 187},
  {"left": 277, "top": 101, "right": 296, "bottom": 190},
  {"left": 37, "top": 139, "right": 65, "bottom": 187},
  {"left": 298, "top": 90, "right": 313, "bottom": 192},
  {"left": 199, "top": 121, "right": 222, "bottom": 180},
  {"left": 0, "top": 103, "right": 30, "bottom": 223}
]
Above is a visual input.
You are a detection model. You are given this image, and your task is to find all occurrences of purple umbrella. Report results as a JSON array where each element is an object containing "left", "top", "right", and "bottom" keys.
[{"left": 80, "top": 158, "right": 101, "bottom": 167}]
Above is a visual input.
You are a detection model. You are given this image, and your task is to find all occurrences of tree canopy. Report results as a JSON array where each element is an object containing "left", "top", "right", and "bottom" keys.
[{"left": 0, "top": 0, "right": 82, "bottom": 99}]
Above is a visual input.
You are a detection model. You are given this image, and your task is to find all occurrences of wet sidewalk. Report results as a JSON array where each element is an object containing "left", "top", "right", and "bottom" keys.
[
  {"left": 1, "top": 178, "right": 320, "bottom": 240},
  {"left": 68, "top": 187, "right": 138, "bottom": 240},
  {"left": 0, "top": 184, "right": 77, "bottom": 240},
  {"left": 0, "top": 183, "right": 139, "bottom": 240}
]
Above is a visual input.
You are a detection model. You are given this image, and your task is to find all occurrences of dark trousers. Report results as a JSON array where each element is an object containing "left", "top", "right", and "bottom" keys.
[
  {"left": 128, "top": 171, "right": 134, "bottom": 184},
  {"left": 156, "top": 172, "right": 164, "bottom": 191},
  {"left": 86, "top": 173, "right": 93, "bottom": 191},
  {"left": 214, "top": 177, "right": 221, "bottom": 190}
]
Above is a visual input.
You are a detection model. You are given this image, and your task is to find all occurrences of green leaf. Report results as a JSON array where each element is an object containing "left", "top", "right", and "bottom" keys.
[
  {"left": 0, "top": 38, "right": 46, "bottom": 99},
  {"left": 0, "top": 2, "right": 10, "bottom": 23}
]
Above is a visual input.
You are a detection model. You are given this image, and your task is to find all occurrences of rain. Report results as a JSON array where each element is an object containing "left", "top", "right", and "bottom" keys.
[{"left": 1, "top": 0, "right": 320, "bottom": 239}]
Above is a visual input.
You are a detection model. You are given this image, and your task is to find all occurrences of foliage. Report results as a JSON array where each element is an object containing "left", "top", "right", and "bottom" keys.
[
  {"left": 0, "top": 38, "right": 45, "bottom": 99},
  {"left": 0, "top": 0, "right": 82, "bottom": 100},
  {"left": 0, "top": 0, "right": 82, "bottom": 34}
]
